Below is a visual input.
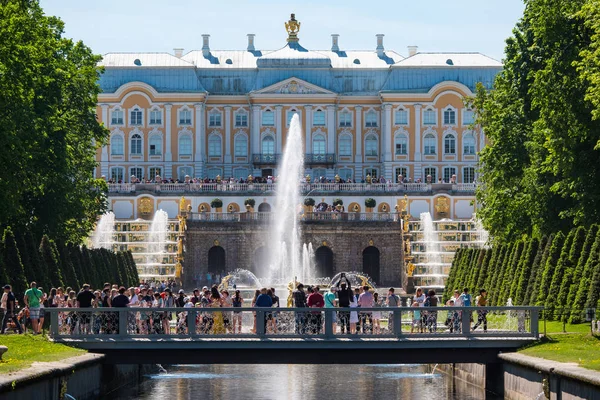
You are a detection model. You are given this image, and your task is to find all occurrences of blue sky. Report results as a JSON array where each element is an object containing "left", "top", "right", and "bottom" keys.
[{"left": 40, "top": 0, "right": 525, "bottom": 61}]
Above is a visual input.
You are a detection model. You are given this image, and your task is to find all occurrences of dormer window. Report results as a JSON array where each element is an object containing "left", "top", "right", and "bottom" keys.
[
  {"left": 179, "top": 109, "right": 192, "bottom": 125},
  {"left": 313, "top": 109, "right": 325, "bottom": 126},
  {"left": 262, "top": 110, "right": 274, "bottom": 126},
  {"left": 365, "top": 110, "right": 377, "bottom": 127},
  {"left": 130, "top": 108, "right": 143, "bottom": 126},
  {"left": 111, "top": 109, "right": 124, "bottom": 125}
]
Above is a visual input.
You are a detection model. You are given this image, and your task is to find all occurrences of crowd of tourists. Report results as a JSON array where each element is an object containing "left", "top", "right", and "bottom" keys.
[{"left": 1, "top": 278, "right": 490, "bottom": 336}]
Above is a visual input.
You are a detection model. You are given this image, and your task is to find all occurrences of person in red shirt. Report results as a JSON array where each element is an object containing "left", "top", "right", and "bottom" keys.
[{"left": 307, "top": 286, "right": 324, "bottom": 334}]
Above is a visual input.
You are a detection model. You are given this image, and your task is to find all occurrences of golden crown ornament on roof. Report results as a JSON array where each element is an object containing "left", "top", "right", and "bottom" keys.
[{"left": 285, "top": 13, "right": 301, "bottom": 42}]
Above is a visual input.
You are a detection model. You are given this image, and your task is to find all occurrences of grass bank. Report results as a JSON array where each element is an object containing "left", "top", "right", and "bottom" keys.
[
  {"left": 519, "top": 320, "right": 600, "bottom": 371},
  {"left": 0, "top": 335, "right": 84, "bottom": 374}
]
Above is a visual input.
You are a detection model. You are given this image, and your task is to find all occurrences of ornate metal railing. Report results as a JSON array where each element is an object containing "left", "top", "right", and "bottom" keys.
[
  {"left": 187, "top": 212, "right": 401, "bottom": 222},
  {"left": 107, "top": 182, "right": 468, "bottom": 194},
  {"left": 46, "top": 306, "right": 541, "bottom": 340},
  {"left": 304, "top": 154, "right": 336, "bottom": 165},
  {"left": 251, "top": 154, "right": 280, "bottom": 165}
]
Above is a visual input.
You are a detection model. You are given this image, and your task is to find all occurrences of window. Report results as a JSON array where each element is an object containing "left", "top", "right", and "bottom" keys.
[
  {"left": 111, "top": 109, "right": 124, "bottom": 125},
  {"left": 179, "top": 109, "right": 192, "bottom": 125},
  {"left": 365, "top": 110, "right": 377, "bottom": 127},
  {"left": 130, "top": 134, "right": 142, "bottom": 155},
  {"left": 443, "top": 108, "right": 456, "bottom": 125},
  {"left": 262, "top": 110, "right": 274, "bottom": 126},
  {"left": 149, "top": 135, "right": 162, "bottom": 156},
  {"left": 424, "top": 167, "right": 436, "bottom": 182},
  {"left": 110, "top": 167, "right": 124, "bottom": 182},
  {"left": 110, "top": 135, "right": 124, "bottom": 155},
  {"left": 209, "top": 112, "right": 221, "bottom": 127},
  {"left": 338, "top": 168, "right": 353, "bottom": 180},
  {"left": 235, "top": 112, "right": 248, "bottom": 127},
  {"left": 313, "top": 110, "right": 325, "bottom": 126},
  {"left": 312, "top": 135, "right": 326, "bottom": 155},
  {"left": 395, "top": 134, "right": 408, "bottom": 155},
  {"left": 424, "top": 134, "right": 436, "bottom": 155},
  {"left": 208, "top": 135, "right": 222, "bottom": 157},
  {"left": 130, "top": 167, "right": 143, "bottom": 182},
  {"left": 178, "top": 135, "right": 192, "bottom": 156},
  {"left": 207, "top": 168, "right": 222, "bottom": 180},
  {"left": 365, "top": 135, "right": 378, "bottom": 156},
  {"left": 444, "top": 133, "right": 456, "bottom": 154},
  {"left": 463, "top": 167, "right": 476, "bottom": 183},
  {"left": 463, "top": 133, "right": 476, "bottom": 155},
  {"left": 463, "top": 109, "right": 475, "bottom": 125},
  {"left": 287, "top": 110, "right": 297, "bottom": 126},
  {"left": 178, "top": 167, "right": 193, "bottom": 181},
  {"left": 149, "top": 109, "right": 162, "bottom": 125},
  {"left": 262, "top": 136, "right": 275, "bottom": 155},
  {"left": 339, "top": 111, "right": 352, "bottom": 127},
  {"left": 365, "top": 168, "right": 378, "bottom": 178},
  {"left": 234, "top": 135, "right": 247, "bottom": 156},
  {"left": 395, "top": 167, "right": 408, "bottom": 182},
  {"left": 150, "top": 167, "right": 162, "bottom": 179},
  {"left": 423, "top": 109, "right": 436, "bottom": 125},
  {"left": 339, "top": 135, "right": 352, "bottom": 156},
  {"left": 234, "top": 168, "right": 249, "bottom": 180},
  {"left": 395, "top": 109, "right": 408, "bottom": 125},
  {"left": 312, "top": 168, "right": 327, "bottom": 179},
  {"left": 443, "top": 167, "right": 457, "bottom": 183},
  {"left": 130, "top": 108, "right": 143, "bottom": 125}
]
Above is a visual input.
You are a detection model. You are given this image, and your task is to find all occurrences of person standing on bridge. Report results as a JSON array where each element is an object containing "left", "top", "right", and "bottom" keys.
[
  {"left": 358, "top": 286, "right": 374, "bottom": 334},
  {"left": 307, "top": 286, "right": 324, "bottom": 334},
  {"left": 324, "top": 286, "right": 337, "bottom": 334},
  {"left": 293, "top": 284, "right": 307, "bottom": 334},
  {"left": 472, "top": 289, "right": 488, "bottom": 332},
  {"left": 336, "top": 275, "right": 352, "bottom": 334}
]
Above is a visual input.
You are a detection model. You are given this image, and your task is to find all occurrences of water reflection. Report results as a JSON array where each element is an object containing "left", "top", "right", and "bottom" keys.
[{"left": 109, "top": 364, "right": 494, "bottom": 400}]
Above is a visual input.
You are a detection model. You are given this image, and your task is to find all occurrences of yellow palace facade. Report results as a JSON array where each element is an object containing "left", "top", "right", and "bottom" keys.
[{"left": 95, "top": 15, "right": 501, "bottom": 186}]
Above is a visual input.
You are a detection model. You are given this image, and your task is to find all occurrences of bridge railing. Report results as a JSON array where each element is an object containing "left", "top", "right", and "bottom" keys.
[{"left": 47, "top": 306, "right": 541, "bottom": 340}]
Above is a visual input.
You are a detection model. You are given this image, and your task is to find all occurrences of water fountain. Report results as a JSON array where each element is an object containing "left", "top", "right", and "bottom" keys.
[
  {"left": 219, "top": 268, "right": 262, "bottom": 290},
  {"left": 414, "top": 212, "right": 446, "bottom": 290},
  {"left": 266, "top": 113, "right": 316, "bottom": 284},
  {"left": 91, "top": 212, "right": 115, "bottom": 250}
]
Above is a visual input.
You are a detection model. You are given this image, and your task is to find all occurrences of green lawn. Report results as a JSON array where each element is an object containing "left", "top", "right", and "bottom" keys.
[
  {"left": 520, "top": 333, "right": 600, "bottom": 371},
  {"left": 0, "top": 335, "right": 84, "bottom": 374}
]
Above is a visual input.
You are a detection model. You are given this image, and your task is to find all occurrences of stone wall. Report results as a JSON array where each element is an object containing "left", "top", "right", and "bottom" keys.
[{"left": 183, "top": 219, "right": 404, "bottom": 288}]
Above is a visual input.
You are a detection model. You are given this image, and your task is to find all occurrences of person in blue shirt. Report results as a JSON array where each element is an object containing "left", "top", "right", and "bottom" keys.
[
  {"left": 254, "top": 288, "right": 273, "bottom": 333},
  {"left": 459, "top": 288, "right": 472, "bottom": 306}
]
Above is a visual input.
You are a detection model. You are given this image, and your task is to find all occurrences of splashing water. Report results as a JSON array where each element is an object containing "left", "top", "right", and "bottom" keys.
[
  {"left": 419, "top": 212, "right": 444, "bottom": 287},
  {"left": 147, "top": 210, "right": 169, "bottom": 266},
  {"left": 92, "top": 212, "right": 115, "bottom": 249}
]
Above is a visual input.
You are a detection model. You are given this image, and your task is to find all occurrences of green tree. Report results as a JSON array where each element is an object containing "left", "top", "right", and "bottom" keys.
[
  {"left": 25, "top": 231, "right": 49, "bottom": 290},
  {"left": 500, "top": 241, "right": 524, "bottom": 305},
  {"left": 2, "top": 227, "right": 28, "bottom": 300},
  {"left": 14, "top": 230, "right": 33, "bottom": 284},
  {"left": 0, "top": 241, "right": 7, "bottom": 287},
  {"left": 568, "top": 225, "right": 600, "bottom": 323},
  {"left": 0, "top": 0, "right": 109, "bottom": 243},
  {"left": 126, "top": 251, "right": 139, "bottom": 284},
  {"left": 39, "top": 235, "right": 64, "bottom": 288},
  {"left": 554, "top": 227, "right": 586, "bottom": 320},
  {"left": 528, "top": 235, "right": 553, "bottom": 305},
  {"left": 514, "top": 238, "right": 539, "bottom": 305},
  {"left": 491, "top": 243, "right": 515, "bottom": 306},
  {"left": 476, "top": 248, "right": 494, "bottom": 292},
  {"left": 536, "top": 232, "right": 566, "bottom": 308},
  {"left": 58, "top": 243, "right": 79, "bottom": 289}
]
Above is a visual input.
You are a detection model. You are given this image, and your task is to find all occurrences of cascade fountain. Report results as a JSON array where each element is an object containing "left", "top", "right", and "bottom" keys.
[
  {"left": 266, "top": 114, "right": 316, "bottom": 284},
  {"left": 415, "top": 212, "right": 446, "bottom": 289},
  {"left": 91, "top": 212, "right": 116, "bottom": 250},
  {"left": 144, "top": 209, "right": 170, "bottom": 271}
]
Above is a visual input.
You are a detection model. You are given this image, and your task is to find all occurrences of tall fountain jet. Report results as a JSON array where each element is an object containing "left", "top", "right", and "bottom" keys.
[
  {"left": 92, "top": 212, "right": 116, "bottom": 250},
  {"left": 267, "top": 114, "right": 315, "bottom": 284}
]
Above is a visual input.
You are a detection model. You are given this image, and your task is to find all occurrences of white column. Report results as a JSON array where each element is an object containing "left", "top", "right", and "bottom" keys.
[
  {"left": 224, "top": 106, "right": 232, "bottom": 164},
  {"left": 354, "top": 106, "right": 362, "bottom": 163},
  {"left": 327, "top": 105, "right": 336, "bottom": 155},
  {"left": 275, "top": 105, "right": 283, "bottom": 154},
  {"left": 164, "top": 104, "right": 172, "bottom": 178},
  {"left": 304, "top": 105, "right": 312, "bottom": 154},
  {"left": 383, "top": 104, "right": 392, "bottom": 162},
  {"left": 194, "top": 103, "right": 205, "bottom": 178},
  {"left": 252, "top": 105, "right": 261, "bottom": 154},
  {"left": 414, "top": 104, "right": 422, "bottom": 180},
  {"left": 100, "top": 104, "right": 109, "bottom": 177}
]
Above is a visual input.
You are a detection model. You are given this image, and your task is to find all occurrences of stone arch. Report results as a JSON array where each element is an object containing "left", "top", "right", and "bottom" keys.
[
  {"left": 208, "top": 246, "right": 226, "bottom": 276},
  {"left": 314, "top": 246, "right": 334, "bottom": 278},
  {"left": 362, "top": 246, "right": 380, "bottom": 284},
  {"left": 257, "top": 202, "right": 272, "bottom": 212},
  {"left": 348, "top": 202, "right": 361, "bottom": 213},
  {"left": 197, "top": 202, "right": 211, "bottom": 213},
  {"left": 226, "top": 202, "right": 240, "bottom": 213},
  {"left": 378, "top": 202, "right": 390, "bottom": 213}
]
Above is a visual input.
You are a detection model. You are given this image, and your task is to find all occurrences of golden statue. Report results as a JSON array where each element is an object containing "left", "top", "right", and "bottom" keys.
[
  {"left": 285, "top": 13, "right": 301, "bottom": 42},
  {"left": 179, "top": 196, "right": 186, "bottom": 212},
  {"left": 139, "top": 198, "right": 153, "bottom": 216},
  {"left": 175, "top": 261, "right": 182, "bottom": 279},
  {"left": 407, "top": 262, "right": 416, "bottom": 277},
  {"left": 305, "top": 175, "right": 311, "bottom": 183},
  {"left": 435, "top": 196, "right": 450, "bottom": 214},
  {"left": 366, "top": 174, "right": 372, "bottom": 184},
  {"left": 335, "top": 174, "right": 340, "bottom": 183}
]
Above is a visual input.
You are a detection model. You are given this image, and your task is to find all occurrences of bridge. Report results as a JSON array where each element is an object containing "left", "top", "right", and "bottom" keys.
[{"left": 46, "top": 306, "right": 540, "bottom": 365}]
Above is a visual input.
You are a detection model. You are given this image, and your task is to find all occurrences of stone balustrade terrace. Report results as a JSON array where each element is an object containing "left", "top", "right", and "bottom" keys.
[
  {"left": 107, "top": 182, "right": 477, "bottom": 195},
  {"left": 187, "top": 211, "right": 401, "bottom": 223}
]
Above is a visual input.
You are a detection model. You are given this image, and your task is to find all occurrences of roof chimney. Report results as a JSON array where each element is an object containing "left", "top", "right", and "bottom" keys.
[
  {"left": 408, "top": 45, "right": 418, "bottom": 57},
  {"left": 202, "top": 34, "right": 210, "bottom": 57},
  {"left": 173, "top": 48, "right": 184, "bottom": 58},
  {"left": 331, "top": 34, "right": 340, "bottom": 52},
  {"left": 376, "top": 34, "right": 385, "bottom": 57},
  {"left": 247, "top": 34, "right": 256, "bottom": 51}
]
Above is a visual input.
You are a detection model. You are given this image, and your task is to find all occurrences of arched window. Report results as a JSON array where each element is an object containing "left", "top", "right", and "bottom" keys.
[
  {"left": 444, "top": 133, "right": 456, "bottom": 154},
  {"left": 463, "top": 133, "right": 476, "bottom": 155},
  {"left": 395, "top": 134, "right": 408, "bottom": 155},
  {"left": 130, "top": 134, "right": 142, "bottom": 155},
  {"left": 313, "top": 109, "right": 325, "bottom": 126},
  {"left": 234, "top": 135, "right": 248, "bottom": 157},
  {"left": 262, "top": 136, "right": 275, "bottom": 155},
  {"left": 110, "top": 134, "right": 124, "bottom": 155},
  {"left": 178, "top": 135, "right": 192, "bottom": 156},
  {"left": 424, "top": 134, "right": 436, "bottom": 155},
  {"left": 365, "top": 135, "right": 378, "bottom": 156},
  {"left": 208, "top": 135, "right": 222, "bottom": 157},
  {"left": 149, "top": 135, "right": 162, "bottom": 156},
  {"left": 312, "top": 134, "right": 326, "bottom": 155},
  {"left": 339, "top": 135, "right": 352, "bottom": 156},
  {"left": 443, "top": 107, "right": 456, "bottom": 125},
  {"left": 130, "top": 108, "right": 143, "bottom": 126}
]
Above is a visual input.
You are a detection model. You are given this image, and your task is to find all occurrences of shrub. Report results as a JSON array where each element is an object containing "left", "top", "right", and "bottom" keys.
[
  {"left": 364, "top": 198, "right": 376, "bottom": 208},
  {"left": 333, "top": 198, "right": 343, "bottom": 206},
  {"left": 210, "top": 198, "right": 223, "bottom": 209},
  {"left": 244, "top": 198, "right": 256, "bottom": 208},
  {"left": 304, "top": 198, "right": 315, "bottom": 207}
]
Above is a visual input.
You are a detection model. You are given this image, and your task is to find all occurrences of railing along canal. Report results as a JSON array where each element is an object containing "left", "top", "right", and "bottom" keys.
[
  {"left": 107, "top": 182, "right": 474, "bottom": 194},
  {"left": 47, "top": 306, "right": 541, "bottom": 340}
]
